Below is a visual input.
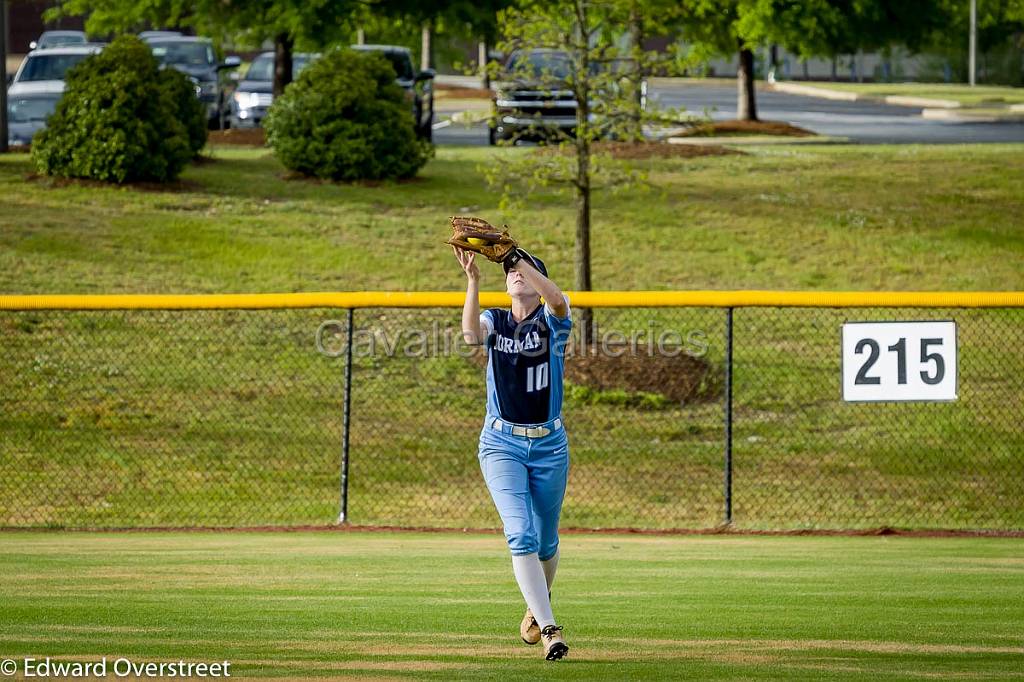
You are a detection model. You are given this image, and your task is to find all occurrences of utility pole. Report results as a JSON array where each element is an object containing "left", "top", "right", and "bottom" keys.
[
  {"left": 1, "top": 0, "right": 8, "bottom": 153},
  {"left": 969, "top": 0, "right": 977, "bottom": 86},
  {"left": 420, "top": 22, "right": 432, "bottom": 71},
  {"left": 478, "top": 39, "right": 488, "bottom": 90}
]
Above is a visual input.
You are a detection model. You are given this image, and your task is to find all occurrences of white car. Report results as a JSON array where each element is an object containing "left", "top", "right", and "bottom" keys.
[
  {"left": 29, "top": 30, "right": 87, "bottom": 51},
  {"left": 6, "top": 44, "right": 103, "bottom": 146}
]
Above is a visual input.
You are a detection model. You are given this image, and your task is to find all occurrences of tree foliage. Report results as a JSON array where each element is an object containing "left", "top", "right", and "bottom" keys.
[
  {"left": 483, "top": 0, "right": 694, "bottom": 341},
  {"left": 264, "top": 48, "right": 433, "bottom": 181},
  {"left": 676, "top": 0, "right": 951, "bottom": 118}
]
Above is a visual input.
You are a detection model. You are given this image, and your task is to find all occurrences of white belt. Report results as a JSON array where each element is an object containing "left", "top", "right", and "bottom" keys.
[{"left": 490, "top": 417, "right": 562, "bottom": 438}]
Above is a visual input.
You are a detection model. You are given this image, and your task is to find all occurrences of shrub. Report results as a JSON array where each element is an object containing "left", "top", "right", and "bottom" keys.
[
  {"left": 265, "top": 48, "right": 432, "bottom": 181},
  {"left": 31, "top": 35, "right": 193, "bottom": 183},
  {"left": 160, "top": 68, "right": 208, "bottom": 158}
]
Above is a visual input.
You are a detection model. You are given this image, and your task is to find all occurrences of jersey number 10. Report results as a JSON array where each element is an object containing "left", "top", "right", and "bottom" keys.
[{"left": 526, "top": 362, "right": 549, "bottom": 393}]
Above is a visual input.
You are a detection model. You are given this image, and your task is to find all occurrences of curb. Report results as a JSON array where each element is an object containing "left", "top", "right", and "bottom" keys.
[
  {"left": 885, "top": 95, "right": 960, "bottom": 109},
  {"left": 770, "top": 82, "right": 962, "bottom": 109},
  {"left": 921, "top": 108, "right": 1024, "bottom": 123},
  {"left": 770, "top": 82, "right": 861, "bottom": 102}
]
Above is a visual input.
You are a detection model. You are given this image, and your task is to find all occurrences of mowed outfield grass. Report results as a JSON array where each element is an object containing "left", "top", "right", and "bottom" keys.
[{"left": 1, "top": 532, "right": 1022, "bottom": 681}]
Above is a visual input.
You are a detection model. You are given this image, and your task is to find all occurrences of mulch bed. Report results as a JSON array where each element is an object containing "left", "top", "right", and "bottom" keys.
[
  {"left": 208, "top": 128, "right": 267, "bottom": 146},
  {"left": 567, "top": 350, "right": 718, "bottom": 404},
  {"left": 537, "top": 141, "right": 741, "bottom": 159},
  {"left": 435, "top": 84, "right": 492, "bottom": 99},
  {"left": 468, "top": 345, "right": 719, "bottom": 405},
  {"left": 678, "top": 119, "right": 815, "bottom": 137}
]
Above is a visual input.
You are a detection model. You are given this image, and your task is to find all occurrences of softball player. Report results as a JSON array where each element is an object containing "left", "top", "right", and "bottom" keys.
[{"left": 454, "top": 245, "right": 572, "bottom": 661}]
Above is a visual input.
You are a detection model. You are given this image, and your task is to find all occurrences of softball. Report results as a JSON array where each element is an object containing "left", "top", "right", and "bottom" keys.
[{"left": 466, "top": 237, "right": 488, "bottom": 246}]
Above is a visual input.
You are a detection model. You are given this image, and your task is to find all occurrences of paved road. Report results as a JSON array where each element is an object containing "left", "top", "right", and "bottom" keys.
[{"left": 435, "top": 83, "right": 1024, "bottom": 146}]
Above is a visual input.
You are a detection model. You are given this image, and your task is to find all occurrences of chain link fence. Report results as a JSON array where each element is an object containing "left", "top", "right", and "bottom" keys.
[{"left": 1, "top": 296, "right": 1021, "bottom": 530}]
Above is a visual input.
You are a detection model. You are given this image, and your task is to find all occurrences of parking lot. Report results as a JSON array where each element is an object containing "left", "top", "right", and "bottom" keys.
[{"left": 433, "top": 80, "right": 1024, "bottom": 146}]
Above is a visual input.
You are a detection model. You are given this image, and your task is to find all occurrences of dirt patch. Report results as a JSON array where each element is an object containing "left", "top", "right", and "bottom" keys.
[
  {"left": 435, "top": 85, "right": 492, "bottom": 99},
  {"left": 208, "top": 128, "right": 266, "bottom": 146},
  {"left": 678, "top": 119, "right": 815, "bottom": 137},
  {"left": 566, "top": 350, "right": 719, "bottom": 404},
  {"left": 539, "top": 141, "right": 740, "bottom": 159},
  {"left": 466, "top": 346, "right": 718, "bottom": 406},
  {"left": 600, "top": 141, "right": 741, "bottom": 159},
  {"left": 3, "top": 144, "right": 32, "bottom": 154},
  {"left": 7, "top": 524, "right": 1023, "bottom": 538}
]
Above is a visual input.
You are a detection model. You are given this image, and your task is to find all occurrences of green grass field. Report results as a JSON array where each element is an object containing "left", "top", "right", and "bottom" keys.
[
  {"left": 1, "top": 531, "right": 1021, "bottom": 680},
  {"left": 1, "top": 144, "right": 1023, "bottom": 531},
  {"left": 2, "top": 144, "right": 1023, "bottom": 294}
]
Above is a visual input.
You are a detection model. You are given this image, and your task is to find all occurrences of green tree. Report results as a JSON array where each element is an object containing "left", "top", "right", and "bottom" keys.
[
  {"left": 264, "top": 48, "right": 432, "bottom": 181},
  {"left": 676, "top": 0, "right": 761, "bottom": 120},
  {"left": 485, "top": 0, "right": 689, "bottom": 342},
  {"left": 926, "top": 0, "right": 1024, "bottom": 84},
  {"left": 48, "top": 0, "right": 360, "bottom": 97},
  {"left": 680, "top": 0, "right": 948, "bottom": 120}
]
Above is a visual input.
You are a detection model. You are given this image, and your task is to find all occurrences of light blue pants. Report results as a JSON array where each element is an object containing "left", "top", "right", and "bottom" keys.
[{"left": 478, "top": 417, "right": 570, "bottom": 560}]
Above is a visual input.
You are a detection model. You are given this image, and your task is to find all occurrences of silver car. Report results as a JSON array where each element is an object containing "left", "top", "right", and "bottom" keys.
[
  {"left": 6, "top": 44, "right": 104, "bottom": 146},
  {"left": 29, "top": 30, "right": 87, "bottom": 51},
  {"left": 229, "top": 52, "right": 316, "bottom": 128}
]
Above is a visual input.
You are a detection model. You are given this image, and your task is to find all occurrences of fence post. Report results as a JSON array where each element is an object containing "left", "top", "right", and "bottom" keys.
[
  {"left": 723, "top": 307, "right": 734, "bottom": 526},
  {"left": 338, "top": 308, "right": 354, "bottom": 524}
]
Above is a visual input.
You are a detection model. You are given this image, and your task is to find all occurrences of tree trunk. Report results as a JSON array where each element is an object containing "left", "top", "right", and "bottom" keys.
[
  {"left": 420, "top": 22, "right": 432, "bottom": 71},
  {"left": 624, "top": 0, "right": 645, "bottom": 142},
  {"left": 575, "top": 150, "right": 594, "bottom": 348},
  {"left": 736, "top": 46, "right": 758, "bottom": 121},
  {"left": 831, "top": 57, "right": 837, "bottom": 81},
  {"left": 273, "top": 32, "right": 294, "bottom": 99},
  {"left": 0, "top": 0, "right": 8, "bottom": 153},
  {"left": 356, "top": 28, "right": 365, "bottom": 45},
  {"left": 802, "top": 58, "right": 809, "bottom": 80},
  {"left": 573, "top": 0, "right": 594, "bottom": 347},
  {"left": 478, "top": 40, "right": 489, "bottom": 90}
]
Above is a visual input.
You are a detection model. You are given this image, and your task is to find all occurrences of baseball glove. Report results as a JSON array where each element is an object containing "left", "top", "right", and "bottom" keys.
[{"left": 447, "top": 216, "right": 518, "bottom": 264}]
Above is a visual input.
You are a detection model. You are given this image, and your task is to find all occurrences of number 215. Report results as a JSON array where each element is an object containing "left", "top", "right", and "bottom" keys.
[{"left": 854, "top": 337, "right": 945, "bottom": 385}]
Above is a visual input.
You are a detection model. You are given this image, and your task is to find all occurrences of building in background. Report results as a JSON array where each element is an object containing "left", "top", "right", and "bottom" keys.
[{"left": 8, "top": 1, "right": 85, "bottom": 53}]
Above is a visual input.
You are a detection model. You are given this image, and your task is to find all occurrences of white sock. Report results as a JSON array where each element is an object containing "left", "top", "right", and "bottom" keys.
[
  {"left": 541, "top": 549, "right": 559, "bottom": 593},
  {"left": 511, "top": 553, "right": 555, "bottom": 628}
]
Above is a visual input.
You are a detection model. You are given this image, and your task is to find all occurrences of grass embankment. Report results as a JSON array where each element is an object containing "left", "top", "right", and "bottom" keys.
[
  {"left": 1, "top": 145, "right": 1023, "bottom": 530},
  {"left": 1, "top": 532, "right": 1021, "bottom": 680},
  {"left": 794, "top": 81, "right": 1024, "bottom": 107}
]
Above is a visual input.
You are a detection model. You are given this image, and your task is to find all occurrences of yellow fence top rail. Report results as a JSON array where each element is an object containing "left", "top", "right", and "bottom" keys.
[{"left": 2, "top": 291, "right": 1024, "bottom": 310}]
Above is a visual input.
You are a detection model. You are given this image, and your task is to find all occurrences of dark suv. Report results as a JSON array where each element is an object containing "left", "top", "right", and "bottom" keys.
[
  {"left": 143, "top": 35, "right": 240, "bottom": 128},
  {"left": 352, "top": 44, "right": 435, "bottom": 140},
  {"left": 490, "top": 49, "right": 578, "bottom": 145}
]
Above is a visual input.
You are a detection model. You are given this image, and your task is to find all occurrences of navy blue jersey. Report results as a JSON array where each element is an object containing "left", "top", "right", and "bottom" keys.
[{"left": 481, "top": 296, "right": 572, "bottom": 424}]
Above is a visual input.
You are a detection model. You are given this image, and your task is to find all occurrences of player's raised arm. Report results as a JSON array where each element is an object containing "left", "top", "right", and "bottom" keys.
[
  {"left": 455, "top": 247, "right": 485, "bottom": 345},
  {"left": 509, "top": 252, "right": 568, "bottom": 319}
]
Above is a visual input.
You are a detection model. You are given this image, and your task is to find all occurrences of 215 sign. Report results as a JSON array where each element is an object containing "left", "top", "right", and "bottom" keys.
[{"left": 841, "top": 321, "right": 958, "bottom": 402}]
